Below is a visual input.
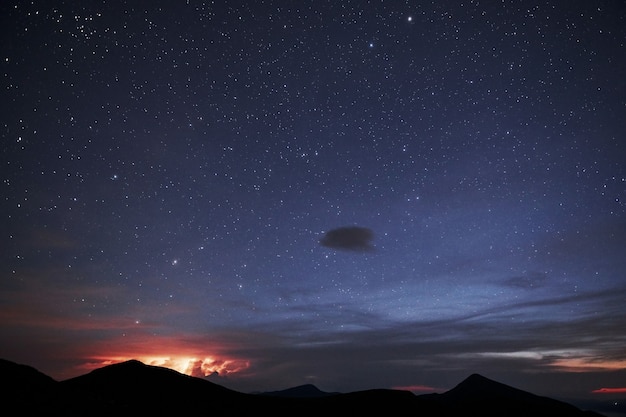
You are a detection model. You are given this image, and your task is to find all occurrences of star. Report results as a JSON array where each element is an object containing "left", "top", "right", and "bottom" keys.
[{"left": 1, "top": 1, "right": 624, "bottom": 407}]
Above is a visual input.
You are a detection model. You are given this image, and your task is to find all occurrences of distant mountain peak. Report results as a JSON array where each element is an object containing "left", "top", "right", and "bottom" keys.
[
  {"left": 431, "top": 372, "right": 590, "bottom": 416},
  {"left": 446, "top": 373, "right": 528, "bottom": 399},
  {"left": 458, "top": 373, "right": 503, "bottom": 389},
  {"left": 80, "top": 359, "right": 154, "bottom": 378},
  {"left": 107, "top": 359, "right": 145, "bottom": 368},
  {"left": 465, "top": 373, "right": 490, "bottom": 381},
  {"left": 122, "top": 359, "right": 144, "bottom": 365},
  {"left": 260, "top": 383, "right": 338, "bottom": 398},
  {"left": 0, "top": 358, "right": 604, "bottom": 416}
]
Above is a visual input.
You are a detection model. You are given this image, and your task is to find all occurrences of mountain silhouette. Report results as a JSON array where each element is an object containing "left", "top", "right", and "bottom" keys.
[
  {"left": 60, "top": 358, "right": 239, "bottom": 397},
  {"left": 0, "top": 357, "right": 58, "bottom": 404},
  {"left": 259, "top": 383, "right": 339, "bottom": 398},
  {"left": 0, "top": 358, "right": 56, "bottom": 390},
  {"left": 0, "top": 358, "right": 607, "bottom": 416},
  {"left": 58, "top": 359, "right": 257, "bottom": 415},
  {"left": 421, "top": 373, "right": 606, "bottom": 417}
]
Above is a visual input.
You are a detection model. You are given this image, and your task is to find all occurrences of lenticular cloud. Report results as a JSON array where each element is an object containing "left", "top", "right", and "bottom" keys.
[{"left": 319, "top": 226, "right": 375, "bottom": 252}]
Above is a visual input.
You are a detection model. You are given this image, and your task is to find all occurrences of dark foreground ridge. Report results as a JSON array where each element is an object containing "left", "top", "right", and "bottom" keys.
[
  {"left": 0, "top": 358, "right": 607, "bottom": 416},
  {"left": 258, "top": 383, "right": 340, "bottom": 398}
]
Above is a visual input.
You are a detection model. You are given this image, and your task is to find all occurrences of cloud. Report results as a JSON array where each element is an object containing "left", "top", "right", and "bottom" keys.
[
  {"left": 592, "top": 387, "right": 626, "bottom": 394},
  {"left": 319, "top": 226, "right": 375, "bottom": 252}
]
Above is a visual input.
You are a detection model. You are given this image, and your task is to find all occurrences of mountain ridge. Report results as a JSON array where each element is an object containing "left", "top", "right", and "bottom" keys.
[
  {"left": 258, "top": 383, "right": 340, "bottom": 398},
  {"left": 0, "top": 358, "right": 608, "bottom": 416},
  {"left": 420, "top": 372, "right": 604, "bottom": 417}
]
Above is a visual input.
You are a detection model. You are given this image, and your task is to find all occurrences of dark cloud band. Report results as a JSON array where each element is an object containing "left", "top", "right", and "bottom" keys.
[{"left": 319, "top": 226, "right": 375, "bottom": 252}]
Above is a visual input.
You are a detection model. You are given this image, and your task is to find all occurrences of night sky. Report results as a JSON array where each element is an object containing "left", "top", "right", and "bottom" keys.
[{"left": 2, "top": 0, "right": 626, "bottom": 405}]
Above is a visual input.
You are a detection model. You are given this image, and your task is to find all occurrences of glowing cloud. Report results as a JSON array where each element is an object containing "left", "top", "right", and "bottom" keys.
[
  {"left": 474, "top": 351, "right": 545, "bottom": 360},
  {"left": 592, "top": 387, "right": 626, "bottom": 394},
  {"left": 460, "top": 349, "right": 626, "bottom": 374},
  {"left": 80, "top": 355, "right": 250, "bottom": 378},
  {"left": 319, "top": 226, "right": 375, "bottom": 252},
  {"left": 65, "top": 332, "right": 251, "bottom": 380},
  {"left": 138, "top": 356, "right": 249, "bottom": 377},
  {"left": 547, "top": 358, "right": 626, "bottom": 372}
]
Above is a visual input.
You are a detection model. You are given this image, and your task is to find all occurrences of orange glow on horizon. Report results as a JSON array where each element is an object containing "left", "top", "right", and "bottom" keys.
[
  {"left": 79, "top": 355, "right": 250, "bottom": 378},
  {"left": 142, "top": 355, "right": 250, "bottom": 377},
  {"left": 548, "top": 357, "right": 626, "bottom": 372},
  {"left": 66, "top": 333, "right": 252, "bottom": 380},
  {"left": 592, "top": 387, "right": 626, "bottom": 394}
]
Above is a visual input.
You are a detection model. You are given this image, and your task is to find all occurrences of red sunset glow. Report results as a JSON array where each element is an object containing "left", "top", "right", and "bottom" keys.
[
  {"left": 592, "top": 387, "right": 626, "bottom": 394},
  {"left": 61, "top": 332, "right": 251, "bottom": 380},
  {"left": 83, "top": 355, "right": 250, "bottom": 378}
]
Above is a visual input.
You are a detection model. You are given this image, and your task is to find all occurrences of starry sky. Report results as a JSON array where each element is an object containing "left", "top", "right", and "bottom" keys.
[{"left": 2, "top": 0, "right": 626, "bottom": 405}]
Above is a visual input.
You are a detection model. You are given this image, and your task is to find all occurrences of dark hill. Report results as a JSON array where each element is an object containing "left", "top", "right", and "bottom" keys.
[
  {"left": 320, "top": 388, "right": 432, "bottom": 416},
  {"left": 59, "top": 359, "right": 257, "bottom": 415},
  {"left": 0, "top": 358, "right": 66, "bottom": 414},
  {"left": 420, "top": 373, "right": 606, "bottom": 417},
  {"left": 0, "top": 358, "right": 606, "bottom": 416},
  {"left": 60, "top": 359, "right": 239, "bottom": 396},
  {"left": 0, "top": 358, "right": 57, "bottom": 388},
  {"left": 259, "top": 383, "right": 339, "bottom": 398}
]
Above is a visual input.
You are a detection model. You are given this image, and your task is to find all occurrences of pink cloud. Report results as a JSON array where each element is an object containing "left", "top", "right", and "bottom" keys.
[
  {"left": 592, "top": 387, "right": 626, "bottom": 394},
  {"left": 65, "top": 331, "right": 252, "bottom": 379}
]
